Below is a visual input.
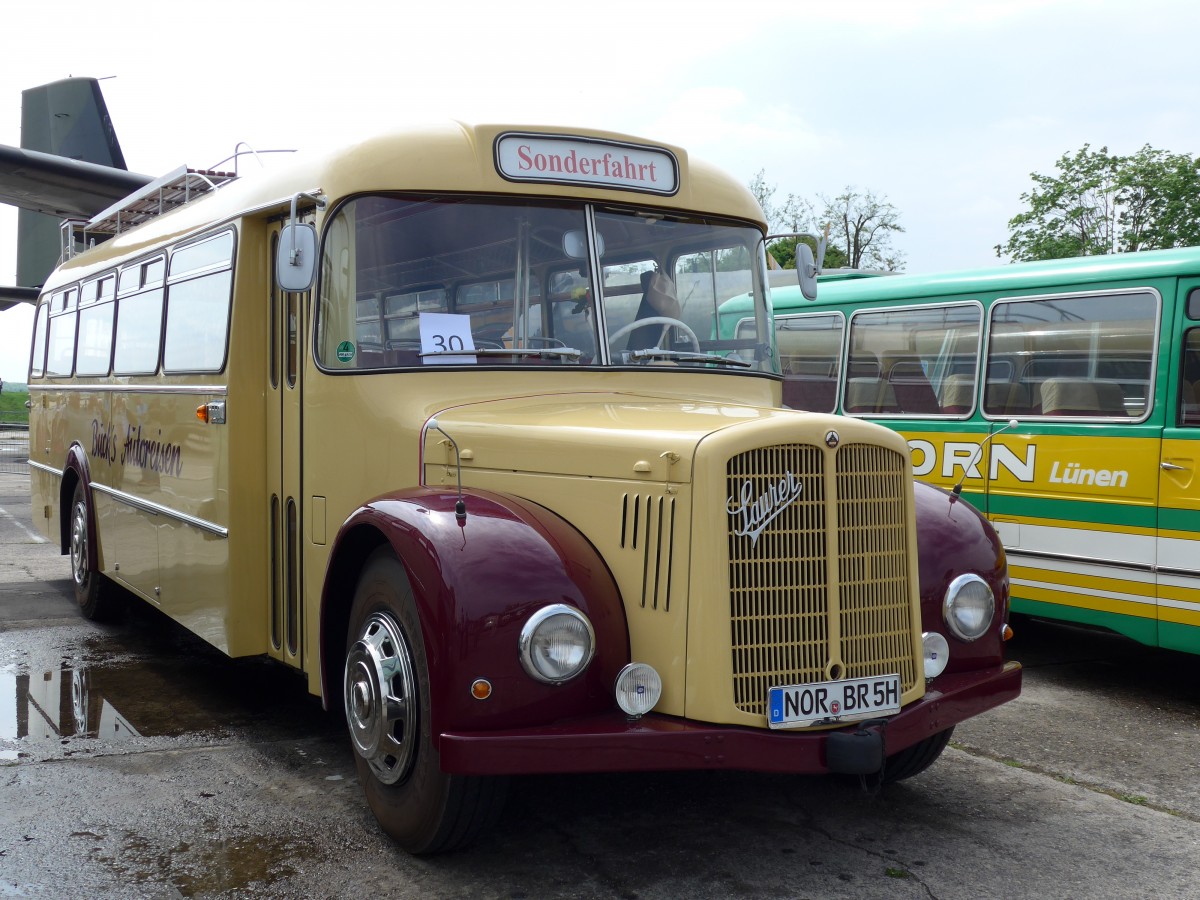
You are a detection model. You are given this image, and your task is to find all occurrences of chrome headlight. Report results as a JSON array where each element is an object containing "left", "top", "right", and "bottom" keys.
[
  {"left": 943, "top": 573, "right": 995, "bottom": 641},
  {"left": 519, "top": 604, "right": 595, "bottom": 683}
]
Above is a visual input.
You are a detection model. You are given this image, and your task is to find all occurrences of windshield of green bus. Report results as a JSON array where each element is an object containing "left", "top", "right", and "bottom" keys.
[{"left": 316, "top": 195, "right": 776, "bottom": 374}]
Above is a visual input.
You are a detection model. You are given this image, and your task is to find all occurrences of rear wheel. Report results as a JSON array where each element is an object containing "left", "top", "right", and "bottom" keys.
[
  {"left": 882, "top": 727, "right": 954, "bottom": 783},
  {"left": 344, "top": 548, "right": 507, "bottom": 854},
  {"left": 69, "top": 482, "right": 117, "bottom": 621}
]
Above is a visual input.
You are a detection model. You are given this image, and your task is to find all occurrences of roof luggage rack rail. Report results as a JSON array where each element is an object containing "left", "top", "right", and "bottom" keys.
[{"left": 84, "top": 165, "right": 238, "bottom": 237}]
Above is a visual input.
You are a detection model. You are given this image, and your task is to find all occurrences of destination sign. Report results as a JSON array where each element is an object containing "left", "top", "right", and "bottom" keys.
[{"left": 495, "top": 133, "right": 679, "bottom": 195}]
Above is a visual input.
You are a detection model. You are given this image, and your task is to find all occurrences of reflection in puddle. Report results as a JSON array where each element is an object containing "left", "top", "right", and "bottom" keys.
[{"left": 0, "top": 665, "right": 141, "bottom": 753}]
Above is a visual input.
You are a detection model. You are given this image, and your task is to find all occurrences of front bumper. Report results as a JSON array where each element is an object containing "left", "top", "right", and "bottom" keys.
[{"left": 438, "top": 661, "right": 1021, "bottom": 776}]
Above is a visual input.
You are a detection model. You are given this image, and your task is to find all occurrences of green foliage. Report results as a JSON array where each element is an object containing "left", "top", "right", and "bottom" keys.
[
  {"left": 0, "top": 387, "right": 30, "bottom": 424},
  {"left": 998, "top": 144, "right": 1200, "bottom": 261}
]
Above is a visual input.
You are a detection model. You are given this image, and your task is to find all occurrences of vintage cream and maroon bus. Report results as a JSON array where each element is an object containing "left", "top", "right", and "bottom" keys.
[{"left": 25, "top": 123, "right": 1021, "bottom": 852}]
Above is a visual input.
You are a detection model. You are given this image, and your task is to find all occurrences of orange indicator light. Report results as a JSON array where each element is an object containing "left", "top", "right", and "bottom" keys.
[
  {"left": 195, "top": 403, "right": 209, "bottom": 423},
  {"left": 470, "top": 679, "right": 492, "bottom": 700}
]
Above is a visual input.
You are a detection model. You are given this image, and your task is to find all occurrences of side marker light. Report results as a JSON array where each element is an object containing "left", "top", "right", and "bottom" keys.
[{"left": 470, "top": 679, "right": 492, "bottom": 700}]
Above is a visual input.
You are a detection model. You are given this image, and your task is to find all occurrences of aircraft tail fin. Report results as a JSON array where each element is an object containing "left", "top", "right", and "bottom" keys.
[{"left": 17, "top": 77, "right": 129, "bottom": 289}]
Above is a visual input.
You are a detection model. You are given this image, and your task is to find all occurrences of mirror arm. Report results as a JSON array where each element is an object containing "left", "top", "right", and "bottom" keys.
[
  {"left": 763, "top": 229, "right": 829, "bottom": 279},
  {"left": 287, "top": 190, "right": 327, "bottom": 267}
]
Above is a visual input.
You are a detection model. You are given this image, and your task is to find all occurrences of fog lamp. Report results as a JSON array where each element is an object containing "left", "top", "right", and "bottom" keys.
[
  {"left": 615, "top": 663, "right": 662, "bottom": 717},
  {"left": 519, "top": 604, "right": 595, "bottom": 684},
  {"left": 943, "top": 573, "right": 995, "bottom": 641},
  {"left": 923, "top": 631, "right": 950, "bottom": 679}
]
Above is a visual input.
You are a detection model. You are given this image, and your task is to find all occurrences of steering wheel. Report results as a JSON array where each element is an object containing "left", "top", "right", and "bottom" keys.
[{"left": 608, "top": 316, "right": 700, "bottom": 353}]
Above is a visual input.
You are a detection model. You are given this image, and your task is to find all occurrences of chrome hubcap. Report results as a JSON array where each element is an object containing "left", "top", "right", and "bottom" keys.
[
  {"left": 344, "top": 611, "right": 418, "bottom": 784},
  {"left": 70, "top": 501, "right": 88, "bottom": 589}
]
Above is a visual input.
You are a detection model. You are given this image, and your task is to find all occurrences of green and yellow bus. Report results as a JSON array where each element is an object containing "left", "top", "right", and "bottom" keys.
[{"left": 729, "top": 250, "right": 1200, "bottom": 653}]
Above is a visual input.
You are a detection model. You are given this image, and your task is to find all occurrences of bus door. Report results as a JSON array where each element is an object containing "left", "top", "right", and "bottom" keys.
[
  {"left": 1157, "top": 291, "right": 1200, "bottom": 654},
  {"left": 267, "top": 224, "right": 305, "bottom": 669}
]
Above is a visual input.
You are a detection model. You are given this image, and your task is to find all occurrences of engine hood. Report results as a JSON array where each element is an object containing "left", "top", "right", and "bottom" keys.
[{"left": 421, "top": 390, "right": 898, "bottom": 484}]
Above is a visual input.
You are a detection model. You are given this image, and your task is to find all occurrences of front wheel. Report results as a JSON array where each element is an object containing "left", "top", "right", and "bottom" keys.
[
  {"left": 344, "top": 548, "right": 507, "bottom": 853},
  {"left": 69, "top": 482, "right": 117, "bottom": 621},
  {"left": 882, "top": 727, "right": 954, "bottom": 783}
]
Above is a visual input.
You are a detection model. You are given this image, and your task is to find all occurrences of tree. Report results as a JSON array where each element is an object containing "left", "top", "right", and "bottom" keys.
[
  {"left": 749, "top": 172, "right": 899, "bottom": 272},
  {"left": 997, "top": 144, "right": 1200, "bottom": 261},
  {"left": 819, "top": 188, "right": 905, "bottom": 270}
]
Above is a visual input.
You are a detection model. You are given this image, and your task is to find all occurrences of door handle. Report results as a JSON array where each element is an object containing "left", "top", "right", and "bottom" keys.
[{"left": 1160, "top": 461, "right": 1186, "bottom": 471}]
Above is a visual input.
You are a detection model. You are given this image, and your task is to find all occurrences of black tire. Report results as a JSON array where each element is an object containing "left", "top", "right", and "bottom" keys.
[
  {"left": 68, "top": 481, "right": 117, "bottom": 621},
  {"left": 343, "top": 548, "right": 508, "bottom": 854},
  {"left": 882, "top": 727, "right": 954, "bottom": 783}
]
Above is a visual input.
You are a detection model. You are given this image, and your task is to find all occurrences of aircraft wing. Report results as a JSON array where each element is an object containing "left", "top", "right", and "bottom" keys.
[
  {"left": 0, "top": 285, "right": 39, "bottom": 312},
  {"left": 0, "top": 143, "right": 151, "bottom": 219}
]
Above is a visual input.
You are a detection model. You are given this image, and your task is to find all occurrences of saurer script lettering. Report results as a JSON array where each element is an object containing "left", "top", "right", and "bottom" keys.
[{"left": 728, "top": 471, "right": 803, "bottom": 547}]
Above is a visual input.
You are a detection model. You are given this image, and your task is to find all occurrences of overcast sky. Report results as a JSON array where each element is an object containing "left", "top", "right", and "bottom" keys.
[{"left": 3, "top": 0, "right": 1199, "bottom": 382}]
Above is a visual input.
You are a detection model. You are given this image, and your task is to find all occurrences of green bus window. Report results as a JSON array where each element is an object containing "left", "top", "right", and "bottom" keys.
[
  {"left": 771, "top": 313, "right": 843, "bottom": 413},
  {"left": 845, "top": 304, "right": 980, "bottom": 416},
  {"left": 988, "top": 291, "right": 1156, "bottom": 419},
  {"left": 1182, "top": 328, "right": 1200, "bottom": 427}
]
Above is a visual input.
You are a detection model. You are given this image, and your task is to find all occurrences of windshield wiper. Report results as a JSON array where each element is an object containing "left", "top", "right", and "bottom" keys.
[
  {"left": 420, "top": 347, "right": 583, "bottom": 361},
  {"left": 622, "top": 349, "right": 752, "bottom": 368}
]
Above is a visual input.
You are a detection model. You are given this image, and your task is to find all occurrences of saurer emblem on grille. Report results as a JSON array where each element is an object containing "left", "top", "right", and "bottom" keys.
[{"left": 727, "top": 471, "right": 804, "bottom": 547}]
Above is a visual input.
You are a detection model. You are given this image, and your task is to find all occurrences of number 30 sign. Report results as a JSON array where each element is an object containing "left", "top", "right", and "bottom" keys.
[{"left": 419, "top": 313, "right": 477, "bottom": 365}]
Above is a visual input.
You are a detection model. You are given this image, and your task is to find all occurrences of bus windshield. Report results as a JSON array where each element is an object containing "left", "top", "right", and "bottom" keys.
[{"left": 316, "top": 195, "right": 776, "bottom": 373}]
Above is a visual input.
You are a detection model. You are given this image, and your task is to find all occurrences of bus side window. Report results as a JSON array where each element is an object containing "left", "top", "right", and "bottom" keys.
[
  {"left": 29, "top": 301, "right": 49, "bottom": 377},
  {"left": 45, "top": 287, "right": 79, "bottom": 376},
  {"left": 1182, "top": 329, "right": 1200, "bottom": 427},
  {"left": 773, "top": 313, "right": 841, "bottom": 413}
]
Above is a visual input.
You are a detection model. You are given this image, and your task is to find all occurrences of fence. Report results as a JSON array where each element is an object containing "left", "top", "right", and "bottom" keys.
[{"left": 0, "top": 418, "right": 29, "bottom": 475}]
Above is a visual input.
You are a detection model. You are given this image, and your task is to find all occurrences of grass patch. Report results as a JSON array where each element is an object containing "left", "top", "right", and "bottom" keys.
[{"left": 0, "top": 388, "right": 30, "bottom": 425}]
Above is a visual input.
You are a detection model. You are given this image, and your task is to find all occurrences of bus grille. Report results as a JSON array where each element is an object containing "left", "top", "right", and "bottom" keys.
[{"left": 728, "top": 442, "right": 916, "bottom": 716}]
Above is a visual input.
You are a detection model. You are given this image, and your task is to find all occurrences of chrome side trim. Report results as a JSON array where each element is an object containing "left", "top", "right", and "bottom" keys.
[
  {"left": 28, "top": 460, "right": 60, "bottom": 477},
  {"left": 89, "top": 482, "right": 228, "bottom": 538},
  {"left": 26, "top": 384, "right": 228, "bottom": 395},
  {"left": 1007, "top": 547, "right": 1154, "bottom": 573},
  {"left": 1159, "top": 566, "right": 1200, "bottom": 579},
  {"left": 1008, "top": 547, "right": 1200, "bottom": 578}
]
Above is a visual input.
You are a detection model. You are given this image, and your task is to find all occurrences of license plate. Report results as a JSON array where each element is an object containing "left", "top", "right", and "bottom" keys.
[{"left": 767, "top": 674, "right": 901, "bottom": 729}]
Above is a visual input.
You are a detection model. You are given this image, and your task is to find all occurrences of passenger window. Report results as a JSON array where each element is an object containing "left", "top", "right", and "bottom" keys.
[
  {"left": 770, "top": 313, "right": 843, "bottom": 413},
  {"left": 75, "top": 299, "right": 115, "bottom": 376},
  {"left": 843, "top": 303, "right": 980, "bottom": 416},
  {"left": 1181, "top": 328, "right": 1200, "bottom": 427},
  {"left": 164, "top": 232, "right": 235, "bottom": 373},
  {"left": 113, "top": 287, "right": 164, "bottom": 374},
  {"left": 29, "top": 302, "right": 49, "bottom": 377},
  {"left": 45, "top": 288, "right": 78, "bottom": 376},
  {"left": 988, "top": 291, "right": 1156, "bottom": 419}
]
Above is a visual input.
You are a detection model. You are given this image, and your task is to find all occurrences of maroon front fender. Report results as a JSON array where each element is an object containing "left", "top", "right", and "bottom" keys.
[
  {"left": 321, "top": 488, "right": 629, "bottom": 742},
  {"left": 912, "top": 480, "right": 1010, "bottom": 672}
]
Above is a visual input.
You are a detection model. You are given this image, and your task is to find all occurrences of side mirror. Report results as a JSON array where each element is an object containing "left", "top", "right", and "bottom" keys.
[
  {"left": 277, "top": 222, "right": 317, "bottom": 292},
  {"left": 797, "top": 243, "right": 818, "bottom": 301}
]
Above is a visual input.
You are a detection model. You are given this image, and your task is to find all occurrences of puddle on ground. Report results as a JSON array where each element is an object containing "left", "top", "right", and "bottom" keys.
[{"left": 0, "top": 616, "right": 338, "bottom": 761}]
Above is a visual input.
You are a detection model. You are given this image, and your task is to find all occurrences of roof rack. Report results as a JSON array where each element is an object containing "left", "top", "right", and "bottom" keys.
[{"left": 84, "top": 165, "right": 238, "bottom": 237}]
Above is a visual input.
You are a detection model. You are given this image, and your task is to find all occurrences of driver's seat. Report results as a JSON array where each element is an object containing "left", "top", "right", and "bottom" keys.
[{"left": 624, "top": 270, "right": 681, "bottom": 351}]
